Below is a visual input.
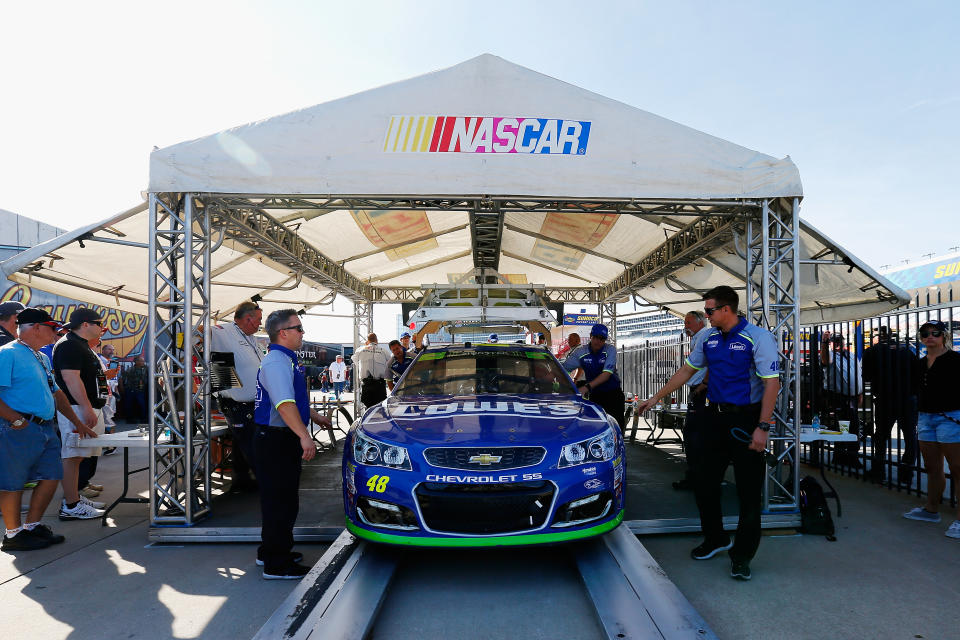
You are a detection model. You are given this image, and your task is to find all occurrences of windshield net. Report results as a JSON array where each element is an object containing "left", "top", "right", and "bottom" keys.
[{"left": 394, "top": 350, "right": 576, "bottom": 397}]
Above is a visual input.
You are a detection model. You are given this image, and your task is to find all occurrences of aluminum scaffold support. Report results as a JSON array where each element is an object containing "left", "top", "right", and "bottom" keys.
[
  {"left": 148, "top": 193, "right": 213, "bottom": 526},
  {"left": 744, "top": 198, "right": 802, "bottom": 512}
]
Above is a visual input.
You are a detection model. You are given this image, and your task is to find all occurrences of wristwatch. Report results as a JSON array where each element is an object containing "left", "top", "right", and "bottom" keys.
[
  {"left": 756, "top": 422, "right": 771, "bottom": 432},
  {"left": 11, "top": 417, "right": 27, "bottom": 428}
]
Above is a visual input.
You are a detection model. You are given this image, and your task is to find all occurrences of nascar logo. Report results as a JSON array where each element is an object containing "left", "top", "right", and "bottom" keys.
[{"left": 383, "top": 116, "right": 591, "bottom": 155}]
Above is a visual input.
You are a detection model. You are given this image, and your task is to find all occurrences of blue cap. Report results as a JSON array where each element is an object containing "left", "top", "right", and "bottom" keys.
[
  {"left": 590, "top": 323, "right": 609, "bottom": 339},
  {"left": 920, "top": 320, "right": 948, "bottom": 332},
  {"left": 400, "top": 332, "right": 411, "bottom": 339},
  {"left": 488, "top": 333, "right": 499, "bottom": 343}
]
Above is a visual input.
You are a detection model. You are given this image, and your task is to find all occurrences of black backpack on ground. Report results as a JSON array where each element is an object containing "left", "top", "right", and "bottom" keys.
[{"left": 798, "top": 475, "right": 836, "bottom": 541}]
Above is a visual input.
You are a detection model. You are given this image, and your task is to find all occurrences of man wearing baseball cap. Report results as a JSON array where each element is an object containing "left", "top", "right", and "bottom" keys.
[
  {"left": 561, "top": 323, "right": 626, "bottom": 430},
  {"left": 399, "top": 331, "right": 417, "bottom": 355},
  {"left": 0, "top": 301, "right": 26, "bottom": 348},
  {"left": 52, "top": 308, "right": 108, "bottom": 521},
  {"left": 0, "top": 308, "right": 88, "bottom": 550}
]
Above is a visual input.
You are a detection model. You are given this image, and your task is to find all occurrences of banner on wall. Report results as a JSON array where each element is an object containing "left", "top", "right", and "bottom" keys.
[{"left": 1, "top": 283, "right": 147, "bottom": 359}]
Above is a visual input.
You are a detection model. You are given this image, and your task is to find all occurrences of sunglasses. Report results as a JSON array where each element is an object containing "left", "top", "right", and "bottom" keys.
[
  {"left": 919, "top": 329, "right": 944, "bottom": 339},
  {"left": 704, "top": 305, "right": 727, "bottom": 316},
  {"left": 281, "top": 324, "right": 305, "bottom": 333}
]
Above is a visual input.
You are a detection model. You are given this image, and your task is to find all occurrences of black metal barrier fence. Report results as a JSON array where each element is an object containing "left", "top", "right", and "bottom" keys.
[{"left": 618, "top": 302, "right": 958, "bottom": 508}]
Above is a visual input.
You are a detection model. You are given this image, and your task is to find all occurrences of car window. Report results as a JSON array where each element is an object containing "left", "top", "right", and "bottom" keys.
[{"left": 394, "top": 349, "right": 575, "bottom": 397}]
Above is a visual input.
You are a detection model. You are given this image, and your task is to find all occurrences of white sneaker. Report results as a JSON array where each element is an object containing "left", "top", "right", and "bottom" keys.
[
  {"left": 59, "top": 499, "right": 105, "bottom": 520},
  {"left": 946, "top": 520, "right": 960, "bottom": 539},
  {"left": 79, "top": 494, "right": 106, "bottom": 509}
]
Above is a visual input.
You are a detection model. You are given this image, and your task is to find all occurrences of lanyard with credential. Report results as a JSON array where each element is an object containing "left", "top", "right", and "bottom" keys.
[
  {"left": 18, "top": 340, "right": 56, "bottom": 394},
  {"left": 235, "top": 323, "right": 263, "bottom": 363}
]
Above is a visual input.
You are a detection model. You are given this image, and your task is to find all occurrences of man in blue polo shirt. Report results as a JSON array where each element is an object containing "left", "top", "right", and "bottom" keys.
[
  {"left": 252, "top": 309, "right": 330, "bottom": 579},
  {"left": 385, "top": 339, "right": 413, "bottom": 392},
  {"left": 0, "top": 308, "right": 90, "bottom": 551},
  {"left": 562, "top": 323, "right": 626, "bottom": 430},
  {"left": 638, "top": 286, "right": 780, "bottom": 581}
]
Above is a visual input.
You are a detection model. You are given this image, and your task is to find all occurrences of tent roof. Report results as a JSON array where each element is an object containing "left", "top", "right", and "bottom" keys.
[
  {"left": 150, "top": 54, "right": 802, "bottom": 200},
  {"left": 2, "top": 55, "right": 908, "bottom": 324}
]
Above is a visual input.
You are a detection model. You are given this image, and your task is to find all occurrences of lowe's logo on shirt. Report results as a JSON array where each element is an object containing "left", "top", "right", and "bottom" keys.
[{"left": 383, "top": 116, "right": 591, "bottom": 155}]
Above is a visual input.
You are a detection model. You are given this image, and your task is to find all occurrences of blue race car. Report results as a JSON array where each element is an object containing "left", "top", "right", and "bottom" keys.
[{"left": 343, "top": 344, "right": 625, "bottom": 547}]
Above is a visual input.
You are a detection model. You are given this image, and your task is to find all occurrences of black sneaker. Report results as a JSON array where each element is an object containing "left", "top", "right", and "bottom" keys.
[
  {"left": 1, "top": 529, "right": 51, "bottom": 551},
  {"left": 691, "top": 539, "right": 733, "bottom": 560},
  {"left": 263, "top": 563, "right": 310, "bottom": 580},
  {"left": 256, "top": 551, "right": 303, "bottom": 566},
  {"left": 102, "top": 447, "right": 118, "bottom": 456},
  {"left": 28, "top": 524, "right": 65, "bottom": 545},
  {"left": 731, "top": 560, "right": 752, "bottom": 581}
]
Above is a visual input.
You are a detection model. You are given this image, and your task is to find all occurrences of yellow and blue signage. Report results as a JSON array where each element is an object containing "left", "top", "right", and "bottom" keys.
[{"left": 886, "top": 257, "right": 960, "bottom": 291}]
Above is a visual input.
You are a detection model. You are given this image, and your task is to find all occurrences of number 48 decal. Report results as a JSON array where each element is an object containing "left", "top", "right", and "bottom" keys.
[{"left": 366, "top": 475, "right": 390, "bottom": 493}]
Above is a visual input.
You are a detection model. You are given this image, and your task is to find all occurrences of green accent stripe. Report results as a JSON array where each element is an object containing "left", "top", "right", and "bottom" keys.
[
  {"left": 757, "top": 374, "right": 779, "bottom": 379},
  {"left": 738, "top": 331, "right": 755, "bottom": 345},
  {"left": 526, "top": 352, "right": 548, "bottom": 359},
  {"left": 418, "top": 352, "right": 446, "bottom": 360},
  {"left": 346, "top": 510, "right": 624, "bottom": 547},
  {"left": 274, "top": 399, "right": 296, "bottom": 408},
  {"left": 684, "top": 358, "right": 703, "bottom": 371}
]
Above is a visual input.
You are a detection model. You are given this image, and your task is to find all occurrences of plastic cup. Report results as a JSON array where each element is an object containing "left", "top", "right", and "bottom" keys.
[{"left": 838, "top": 420, "right": 850, "bottom": 434}]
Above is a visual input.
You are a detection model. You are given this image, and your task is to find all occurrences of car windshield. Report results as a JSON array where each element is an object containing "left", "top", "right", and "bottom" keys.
[{"left": 394, "top": 349, "right": 576, "bottom": 397}]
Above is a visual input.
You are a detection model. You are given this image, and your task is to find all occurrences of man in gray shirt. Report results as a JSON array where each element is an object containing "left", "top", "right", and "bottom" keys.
[{"left": 210, "top": 301, "right": 263, "bottom": 492}]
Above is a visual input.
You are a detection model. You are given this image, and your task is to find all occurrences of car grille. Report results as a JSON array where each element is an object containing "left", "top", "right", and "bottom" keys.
[
  {"left": 415, "top": 481, "right": 555, "bottom": 534},
  {"left": 423, "top": 446, "right": 546, "bottom": 471}
]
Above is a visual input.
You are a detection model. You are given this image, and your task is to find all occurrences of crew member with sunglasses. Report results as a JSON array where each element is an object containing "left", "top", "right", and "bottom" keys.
[
  {"left": 253, "top": 309, "right": 331, "bottom": 579},
  {"left": 52, "top": 308, "right": 108, "bottom": 521},
  {"left": 0, "top": 309, "right": 88, "bottom": 551},
  {"left": 637, "top": 286, "right": 780, "bottom": 581},
  {"left": 902, "top": 320, "right": 960, "bottom": 539}
]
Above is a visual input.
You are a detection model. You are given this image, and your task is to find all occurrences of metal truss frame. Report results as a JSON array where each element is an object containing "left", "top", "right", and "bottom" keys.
[
  {"left": 148, "top": 193, "right": 213, "bottom": 525},
  {"left": 600, "top": 302, "right": 618, "bottom": 344},
  {"left": 744, "top": 198, "right": 802, "bottom": 512},
  {"left": 199, "top": 194, "right": 759, "bottom": 304},
  {"left": 598, "top": 213, "right": 742, "bottom": 302},
  {"left": 146, "top": 191, "right": 802, "bottom": 530}
]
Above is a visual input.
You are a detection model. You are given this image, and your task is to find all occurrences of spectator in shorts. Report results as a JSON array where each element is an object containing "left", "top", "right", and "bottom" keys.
[
  {"left": 329, "top": 355, "right": 347, "bottom": 400},
  {"left": 98, "top": 343, "right": 120, "bottom": 456},
  {"left": 1, "top": 308, "right": 88, "bottom": 550},
  {"left": 902, "top": 320, "right": 960, "bottom": 539},
  {"left": 52, "top": 308, "right": 109, "bottom": 520}
]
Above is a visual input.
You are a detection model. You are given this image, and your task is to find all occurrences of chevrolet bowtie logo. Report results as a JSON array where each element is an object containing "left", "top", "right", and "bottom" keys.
[{"left": 469, "top": 453, "right": 502, "bottom": 465}]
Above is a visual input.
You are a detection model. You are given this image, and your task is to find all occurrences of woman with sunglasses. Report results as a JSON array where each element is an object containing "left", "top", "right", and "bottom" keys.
[{"left": 903, "top": 320, "right": 960, "bottom": 539}]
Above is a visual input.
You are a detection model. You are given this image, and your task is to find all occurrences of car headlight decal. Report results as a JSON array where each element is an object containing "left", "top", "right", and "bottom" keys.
[
  {"left": 558, "top": 426, "right": 616, "bottom": 468},
  {"left": 353, "top": 431, "right": 412, "bottom": 471}
]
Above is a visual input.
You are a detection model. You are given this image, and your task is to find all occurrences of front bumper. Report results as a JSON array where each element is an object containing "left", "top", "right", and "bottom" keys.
[{"left": 344, "top": 452, "right": 625, "bottom": 547}]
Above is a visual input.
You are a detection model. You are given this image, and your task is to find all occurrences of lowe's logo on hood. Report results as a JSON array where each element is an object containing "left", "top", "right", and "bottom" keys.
[
  {"left": 384, "top": 116, "right": 591, "bottom": 155},
  {"left": 388, "top": 401, "right": 580, "bottom": 418}
]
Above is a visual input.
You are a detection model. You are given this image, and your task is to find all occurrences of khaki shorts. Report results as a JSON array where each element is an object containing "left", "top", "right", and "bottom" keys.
[{"left": 58, "top": 405, "right": 106, "bottom": 458}]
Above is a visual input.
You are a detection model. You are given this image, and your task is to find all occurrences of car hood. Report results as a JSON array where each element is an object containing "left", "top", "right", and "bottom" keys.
[{"left": 358, "top": 395, "right": 611, "bottom": 447}]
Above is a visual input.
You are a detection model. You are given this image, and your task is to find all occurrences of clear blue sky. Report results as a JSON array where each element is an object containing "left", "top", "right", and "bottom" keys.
[{"left": 2, "top": 1, "right": 957, "bottom": 335}]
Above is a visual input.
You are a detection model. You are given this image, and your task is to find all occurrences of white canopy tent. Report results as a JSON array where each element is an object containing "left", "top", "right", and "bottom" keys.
[
  {"left": 0, "top": 54, "right": 909, "bottom": 533},
  {"left": 2, "top": 55, "right": 905, "bottom": 324}
]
